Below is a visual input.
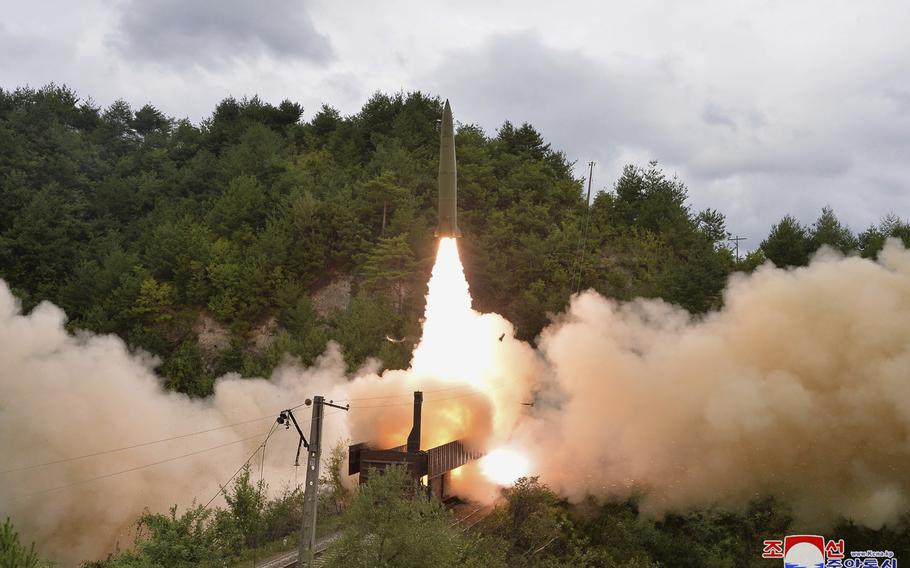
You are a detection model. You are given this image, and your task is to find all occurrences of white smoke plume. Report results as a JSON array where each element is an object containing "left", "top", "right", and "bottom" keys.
[
  {"left": 0, "top": 286, "right": 352, "bottom": 562},
  {"left": 517, "top": 241, "right": 910, "bottom": 529},
  {"left": 2, "top": 239, "right": 910, "bottom": 563}
]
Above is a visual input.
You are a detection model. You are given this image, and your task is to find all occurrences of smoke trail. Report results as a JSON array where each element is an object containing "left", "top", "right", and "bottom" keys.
[{"left": 514, "top": 241, "right": 910, "bottom": 528}]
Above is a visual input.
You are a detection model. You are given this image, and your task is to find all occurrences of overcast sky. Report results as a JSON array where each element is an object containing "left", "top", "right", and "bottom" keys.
[{"left": 2, "top": 0, "right": 909, "bottom": 243}]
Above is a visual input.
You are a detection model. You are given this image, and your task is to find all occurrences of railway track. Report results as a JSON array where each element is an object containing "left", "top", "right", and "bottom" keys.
[
  {"left": 449, "top": 502, "right": 494, "bottom": 530},
  {"left": 256, "top": 533, "right": 339, "bottom": 568}
]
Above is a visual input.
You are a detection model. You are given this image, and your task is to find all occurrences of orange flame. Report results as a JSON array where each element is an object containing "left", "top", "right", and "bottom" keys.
[
  {"left": 412, "top": 239, "right": 530, "bottom": 486},
  {"left": 347, "top": 237, "right": 534, "bottom": 489},
  {"left": 411, "top": 238, "right": 497, "bottom": 384}
]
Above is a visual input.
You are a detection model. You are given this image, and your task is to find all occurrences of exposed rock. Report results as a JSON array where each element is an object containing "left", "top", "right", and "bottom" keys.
[
  {"left": 251, "top": 316, "right": 278, "bottom": 351},
  {"left": 312, "top": 275, "right": 352, "bottom": 318},
  {"left": 194, "top": 313, "right": 230, "bottom": 354}
]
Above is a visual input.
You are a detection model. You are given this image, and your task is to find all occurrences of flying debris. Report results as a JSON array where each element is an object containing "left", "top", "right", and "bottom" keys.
[{"left": 435, "top": 100, "right": 461, "bottom": 238}]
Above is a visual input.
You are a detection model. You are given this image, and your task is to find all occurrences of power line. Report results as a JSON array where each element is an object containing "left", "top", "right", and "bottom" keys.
[
  {"left": 7, "top": 404, "right": 343, "bottom": 504},
  {"left": 728, "top": 235, "right": 747, "bottom": 261},
  {"left": 2, "top": 398, "right": 320, "bottom": 475},
  {"left": 201, "top": 409, "right": 348, "bottom": 510},
  {"left": 253, "top": 431, "right": 269, "bottom": 568},
  {"left": 0, "top": 415, "right": 276, "bottom": 475},
  {"left": 202, "top": 426, "right": 275, "bottom": 509},
  {"left": 9, "top": 431, "right": 269, "bottom": 502},
  {"left": 3, "top": 379, "right": 520, "bottom": 487}
]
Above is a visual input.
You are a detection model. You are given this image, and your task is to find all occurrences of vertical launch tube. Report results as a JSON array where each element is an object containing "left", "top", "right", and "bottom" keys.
[
  {"left": 406, "top": 391, "right": 423, "bottom": 453},
  {"left": 435, "top": 100, "right": 461, "bottom": 237}
]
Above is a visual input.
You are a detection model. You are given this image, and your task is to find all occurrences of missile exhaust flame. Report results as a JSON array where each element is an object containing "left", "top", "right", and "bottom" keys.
[{"left": 480, "top": 448, "right": 530, "bottom": 487}]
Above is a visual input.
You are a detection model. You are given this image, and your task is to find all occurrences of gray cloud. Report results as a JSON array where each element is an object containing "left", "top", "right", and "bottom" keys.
[
  {"left": 429, "top": 32, "right": 855, "bottom": 180},
  {"left": 2, "top": 1, "right": 909, "bottom": 246},
  {"left": 111, "top": 0, "right": 332, "bottom": 67},
  {"left": 428, "top": 32, "right": 651, "bottom": 159},
  {"left": 702, "top": 104, "right": 738, "bottom": 130},
  {"left": 425, "top": 29, "right": 910, "bottom": 242},
  {"left": 0, "top": 22, "right": 71, "bottom": 80}
]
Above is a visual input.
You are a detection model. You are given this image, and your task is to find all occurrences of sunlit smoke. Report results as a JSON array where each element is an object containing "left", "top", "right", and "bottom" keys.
[
  {"left": 0, "top": 289, "right": 351, "bottom": 563},
  {"left": 480, "top": 448, "right": 530, "bottom": 486},
  {"left": 511, "top": 242, "right": 910, "bottom": 528}
]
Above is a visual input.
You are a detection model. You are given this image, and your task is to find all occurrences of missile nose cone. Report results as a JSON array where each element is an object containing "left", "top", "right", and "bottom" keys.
[
  {"left": 436, "top": 99, "right": 461, "bottom": 238},
  {"left": 440, "top": 100, "right": 454, "bottom": 145}
]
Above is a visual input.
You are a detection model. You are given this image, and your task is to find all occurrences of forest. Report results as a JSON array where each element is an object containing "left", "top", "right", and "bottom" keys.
[{"left": 2, "top": 84, "right": 910, "bottom": 567}]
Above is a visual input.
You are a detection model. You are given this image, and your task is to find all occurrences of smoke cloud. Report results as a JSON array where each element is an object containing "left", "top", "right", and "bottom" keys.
[
  {"left": 0, "top": 286, "right": 352, "bottom": 562},
  {"left": 2, "top": 240, "right": 910, "bottom": 562},
  {"left": 518, "top": 241, "right": 910, "bottom": 529}
]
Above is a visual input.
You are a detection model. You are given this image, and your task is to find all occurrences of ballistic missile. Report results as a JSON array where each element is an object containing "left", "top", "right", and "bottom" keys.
[{"left": 435, "top": 100, "right": 461, "bottom": 238}]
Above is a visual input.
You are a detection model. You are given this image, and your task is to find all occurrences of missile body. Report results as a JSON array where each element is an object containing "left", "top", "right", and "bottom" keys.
[{"left": 435, "top": 100, "right": 461, "bottom": 238}]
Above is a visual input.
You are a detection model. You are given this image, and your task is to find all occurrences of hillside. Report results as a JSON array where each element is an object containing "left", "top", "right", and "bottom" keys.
[
  {"left": 0, "top": 86, "right": 730, "bottom": 395},
  {"left": 4, "top": 85, "right": 910, "bottom": 567}
]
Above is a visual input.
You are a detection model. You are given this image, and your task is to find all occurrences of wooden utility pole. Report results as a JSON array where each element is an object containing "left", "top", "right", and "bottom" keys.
[
  {"left": 584, "top": 161, "right": 595, "bottom": 206},
  {"left": 298, "top": 395, "right": 323, "bottom": 568},
  {"left": 728, "top": 235, "right": 747, "bottom": 262},
  {"left": 297, "top": 396, "right": 348, "bottom": 567},
  {"left": 574, "top": 161, "right": 596, "bottom": 293}
]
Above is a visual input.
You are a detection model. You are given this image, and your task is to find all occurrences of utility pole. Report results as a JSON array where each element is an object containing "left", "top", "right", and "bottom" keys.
[
  {"left": 296, "top": 396, "right": 349, "bottom": 567},
  {"left": 584, "top": 161, "right": 595, "bottom": 206},
  {"left": 728, "top": 235, "right": 747, "bottom": 262},
  {"left": 574, "top": 161, "right": 596, "bottom": 293}
]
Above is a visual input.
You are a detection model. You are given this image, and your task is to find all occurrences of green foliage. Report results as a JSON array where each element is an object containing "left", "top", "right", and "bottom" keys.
[
  {"left": 735, "top": 248, "right": 767, "bottom": 273},
  {"left": 0, "top": 83, "right": 735, "bottom": 383},
  {"left": 360, "top": 235, "right": 419, "bottom": 310},
  {"left": 809, "top": 206, "right": 856, "bottom": 253},
  {"left": 320, "top": 441, "right": 352, "bottom": 514},
  {"left": 858, "top": 213, "right": 910, "bottom": 258},
  {"left": 762, "top": 206, "right": 862, "bottom": 267},
  {"left": 323, "top": 466, "right": 465, "bottom": 568},
  {"left": 0, "top": 518, "right": 48, "bottom": 568},
  {"left": 260, "top": 486, "right": 305, "bottom": 544},
  {"left": 474, "top": 485, "right": 906, "bottom": 568},
  {"left": 208, "top": 176, "right": 267, "bottom": 236},
  {"left": 132, "top": 505, "right": 225, "bottom": 567},
  {"left": 90, "top": 464, "right": 305, "bottom": 568},
  {"left": 479, "top": 477, "right": 570, "bottom": 566},
  {"left": 162, "top": 339, "right": 212, "bottom": 397},
  {"left": 363, "top": 171, "right": 407, "bottom": 234},
  {"left": 332, "top": 291, "right": 403, "bottom": 369},
  {"left": 0, "top": 84, "right": 896, "bottom": 408},
  {"left": 761, "top": 214, "right": 810, "bottom": 267},
  {"left": 222, "top": 465, "right": 266, "bottom": 549},
  {"left": 570, "top": 162, "right": 732, "bottom": 315}
]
